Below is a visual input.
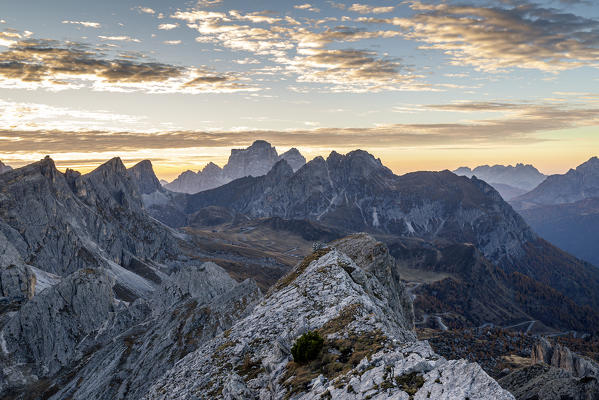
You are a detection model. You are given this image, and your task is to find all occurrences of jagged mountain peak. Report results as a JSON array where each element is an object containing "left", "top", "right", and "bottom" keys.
[
  {"left": 279, "top": 147, "right": 306, "bottom": 172},
  {"left": 576, "top": 155, "right": 599, "bottom": 173},
  {"left": 166, "top": 140, "right": 306, "bottom": 194},
  {"left": 202, "top": 161, "right": 222, "bottom": 174},
  {"left": 0, "top": 159, "right": 13, "bottom": 174},
  {"left": 128, "top": 159, "right": 162, "bottom": 195},
  {"left": 267, "top": 158, "right": 294, "bottom": 177},
  {"left": 514, "top": 155, "right": 599, "bottom": 207},
  {"left": 89, "top": 156, "right": 128, "bottom": 177}
]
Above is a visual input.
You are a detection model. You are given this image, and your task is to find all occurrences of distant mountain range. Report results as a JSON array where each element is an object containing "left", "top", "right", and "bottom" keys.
[
  {"left": 2, "top": 148, "right": 599, "bottom": 399},
  {"left": 164, "top": 140, "right": 306, "bottom": 194},
  {"left": 511, "top": 156, "right": 599, "bottom": 267},
  {"left": 512, "top": 156, "right": 599, "bottom": 208},
  {"left": 454, "top": 163, "right": 546, "bottom": 200},
  {"left": 123, "top": 148, "right": 599, "bottom": 335}
]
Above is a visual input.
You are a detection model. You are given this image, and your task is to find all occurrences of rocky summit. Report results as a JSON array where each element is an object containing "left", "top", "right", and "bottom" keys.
[
  {"left": 165, "top": 140, "right": 306, "bottom": 194},
  {"left": 145, "top": 235, "right": 512, "bottom": 400}
]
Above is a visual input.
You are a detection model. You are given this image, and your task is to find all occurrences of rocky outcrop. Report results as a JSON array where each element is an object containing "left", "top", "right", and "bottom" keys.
[
  {"left": 499, "top": 363, "right": 599, "bottom": 400},
  {"left": 499, "top": 338, "right": 599, "bottom": 400},
  {"left": 0, "top": 268, "right": 115, "bottom": 393},
  {"left": 144, "top": 237, "right": 513, "bottom": 399},
  {"left": 332, "top": 233, "right": 414, "bottom": 329},
  {"left": 48, "top": 268, "right": 261, "bottom": 400},
  {"left": 532, "top": 338, "right": 599, "bottom": 378},
  {"left": 0, "top": 161, "right": 11, "bottom": 174}
]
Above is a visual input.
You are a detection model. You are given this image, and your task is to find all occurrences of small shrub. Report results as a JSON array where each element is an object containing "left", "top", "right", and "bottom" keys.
[{"left": 291, "top": 331, "right": 324, "bottom": 363}]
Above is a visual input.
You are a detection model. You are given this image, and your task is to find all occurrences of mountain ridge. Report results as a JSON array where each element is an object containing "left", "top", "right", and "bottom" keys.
[{"left": 164, "top": 140, "right": 306, "bottom": 194}]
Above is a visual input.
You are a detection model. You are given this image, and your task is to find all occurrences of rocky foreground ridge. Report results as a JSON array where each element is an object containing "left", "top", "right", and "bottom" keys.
[
  {"left": 0, "top": 229, "right": 513, "bottom": 399},
  {"left": 145, "top": 234, "right": 513, "bottom": 399}
]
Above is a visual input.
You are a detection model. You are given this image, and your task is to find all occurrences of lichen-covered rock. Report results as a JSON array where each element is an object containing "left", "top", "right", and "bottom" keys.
[{"left": 144, "top": 246, "right": 512, "bottom": 399}]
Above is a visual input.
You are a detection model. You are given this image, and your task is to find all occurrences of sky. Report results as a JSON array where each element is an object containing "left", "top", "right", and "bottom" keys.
[{"left": 0, "top": 0, "right": 598, "bottom": 180}]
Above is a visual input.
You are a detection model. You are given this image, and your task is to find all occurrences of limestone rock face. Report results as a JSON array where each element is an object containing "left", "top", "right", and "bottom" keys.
[
  {"left": 165, "top": 141, "right": 306, "bottom": 194},
  {"left": 499, "top": 363, "right": 599, "bottom": 400},
  {"left": 0, "top": 268, "right": 115, "bottom": 391},
  {"left": 0, "top": 156, "right": 182, "bottom": 300},
  {"left": 127, "top": 160, "right": 163, "bottom": 195},
  {"left": 532, "top": 338, "right": 599, "bottom": 378},
  {"left": 279, "top": 148, "right": 306, "bottom": 172},
  {"left": 49, "top": 275, "right": 261, "bottom": 400},
  {"left": 223, "top": 140, "right": 279, "bottom": 180},
  {"left": 151, "top": 262, "right": 237, "bottom": 313},
  {"left": 332, "top": 233, "right": 414, "bottom": 329},
  {"left": 143, "top": 241, "right": 512, "bottom": 400},
  {"left": 0, "top": 264, "right": 35, "bottom": 300}
]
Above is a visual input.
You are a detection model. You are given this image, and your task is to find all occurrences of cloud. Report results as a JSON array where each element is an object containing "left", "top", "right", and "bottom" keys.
[
  {"left": 348, "top": 3, "right": 394, "bottom": 14},
  {"left": 61, "top": 20, "right": 101, "bottom": 28},
  {"left": 163, "top": 40, "right": 182, "bottom": 45},
  {"left": 98, "top": 35, "right": 141, "bottom": 43},
  {"left": 0, "top": 31, "right": 22, "bottom": 47},
  {"left": 158, "top": 23, "right": 179, "bottom": 30},
  {"left": 133, "top": 6, "right": 155, "bottom": 14},
  {"left": 280, "top": 48, "right": 422, "bottom": 92},
  {"left": 197, "top": 0, "right": 223, "bottom": 7},
  {"left": 293, "top": 3, "right": 320, "bottom": 12},
  {"left": 327, "top": 2, "right": 346, "bottom": 10},
  {"left": 0, "top": 38, "right": 258, "bottom": 93},
  {"left": 0, "top": 99, "right": 150, "bottom": 132},
  {"left": 390, "top": 0, "right": 599, "bottom": 72},
  {"left": 171, "top": 7, "right": 410, "bottom": 92},
  {"left": 4, "top": 102, "right": 597, "bottom": 156}
]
